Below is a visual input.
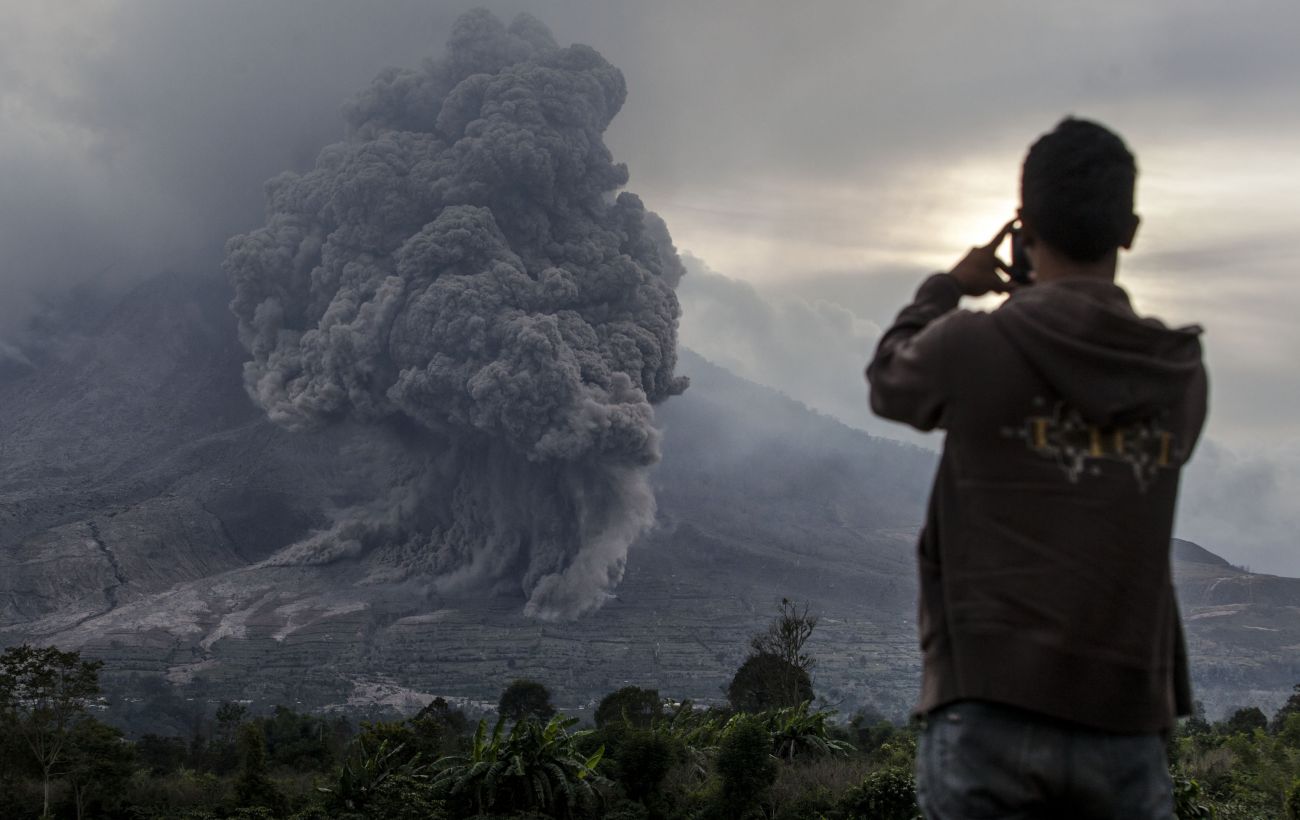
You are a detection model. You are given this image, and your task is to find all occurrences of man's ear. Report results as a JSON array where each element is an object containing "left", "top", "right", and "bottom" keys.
[
  {"left": 1121, "top": 213, "right": 1140, "bottom": 250},
  {"left": 1018, "top": 210, "right": 1038, "bottom": 247}
]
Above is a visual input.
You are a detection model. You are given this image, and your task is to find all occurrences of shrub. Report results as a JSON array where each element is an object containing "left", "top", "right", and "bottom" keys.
[
  {"left": 260, "top": 705, "right": 349, "bottom": 772},
  {"left": 1287, "top": 777, "right": 1300, "bottom": 820},
  {"left": 433, "top": 716, "right": 605, "bottom": 818},
  {"left": 659, "top": 704, "right": 728, "bottom": 751},
  {"left": 603, "top": 799, "right": 652, "bottom": 820},
  {"left": 714, "top": 715, "right": 777, "bottom": 819},
  {"left": 1172, "top": 774, "right": 1211, "bottom": 819},
  {"left": 763, "top": 702, "right": 854, "bottom": 761},
  {"left": 769, "top": 756, "right": 874, "bottom": 820},
  {"left": 612, "top": 729, "right": 678, "bottom": 803},
  {"left": 848, "top": 709, "right": 902, "bottom": 758},
  {"left": 871, "top": 734, "right": 918, "bottom": 770},
  {"left": 321, "top": 736, "right": 430, "bottom": 815},
  {"left": 338, "top": 772, "right": 444, "bottom": 820},
  {"left": 839, "top": 766, "right": 920, "bottom": 820}
]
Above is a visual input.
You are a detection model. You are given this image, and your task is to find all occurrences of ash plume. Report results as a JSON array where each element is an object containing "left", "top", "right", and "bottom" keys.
[{"left": 224, "top": 10, "right": 686, "bottom": 620}]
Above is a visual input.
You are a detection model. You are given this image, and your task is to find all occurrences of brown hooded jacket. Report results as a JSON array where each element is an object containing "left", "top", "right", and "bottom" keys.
[{"left": 868, "top": 273, "right": 1207, "bottom": 733}]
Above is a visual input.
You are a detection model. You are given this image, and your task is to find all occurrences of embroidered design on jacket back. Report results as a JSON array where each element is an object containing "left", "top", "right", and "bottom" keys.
[{"left": 1003, "top": 401, "right": 1176, "bottom": 490}]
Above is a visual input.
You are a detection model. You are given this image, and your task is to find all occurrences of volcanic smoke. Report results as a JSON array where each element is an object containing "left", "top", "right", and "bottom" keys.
[{"left": 224, "top": 10, "right": 687, "bottom": 620}]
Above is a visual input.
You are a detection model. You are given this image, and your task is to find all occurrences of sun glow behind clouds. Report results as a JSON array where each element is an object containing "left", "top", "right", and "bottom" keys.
[
  {"left": 653, "top": 132, "right": 1300, "bottom": 450},
  {"left": 643, "top": 157, "right": 1020, "bottom": 288},
  {"left": 655, "top": 130, "right": 1299, "bottom": 303}
]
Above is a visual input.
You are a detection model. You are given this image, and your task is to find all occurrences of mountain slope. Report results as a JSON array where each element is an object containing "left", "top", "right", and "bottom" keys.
[{"left": 0, "top": 274, "right": 1295, "bottom": 722}]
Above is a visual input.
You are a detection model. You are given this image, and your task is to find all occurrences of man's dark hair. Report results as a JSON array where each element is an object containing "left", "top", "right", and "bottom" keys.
[{"left": 1021, "top": 117, "right": 1137, "bottom": 262}]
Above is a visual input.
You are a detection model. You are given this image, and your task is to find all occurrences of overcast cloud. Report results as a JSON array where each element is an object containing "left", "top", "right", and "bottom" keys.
[{"left": 1, "top": 0, "right": 1297, "bottom": 570}]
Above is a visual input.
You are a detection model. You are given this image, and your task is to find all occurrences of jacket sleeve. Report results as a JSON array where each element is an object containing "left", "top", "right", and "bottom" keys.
[{"left": 865, "top": 273, "right": 963, "bottom": 431}]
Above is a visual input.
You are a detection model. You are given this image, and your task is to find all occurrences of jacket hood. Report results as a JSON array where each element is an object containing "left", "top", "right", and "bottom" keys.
[{"left": 992, "top": 278, "right": 1203, "bottom": 427}]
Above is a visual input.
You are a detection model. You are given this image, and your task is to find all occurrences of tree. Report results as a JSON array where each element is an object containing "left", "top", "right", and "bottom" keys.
[
  {"left": 1280, "top": 713, "right": 1300, "bottom": 750},
  {"left": 411, "top": 696, "right": 469, "bottom": 757},
  {"left": 414, "top": 695, "right": 468, "bottom": 733},
  {"left": 498, "top": 678, "right": 557, "bottom": 722},
  {"left": 1222, "top": 706, "right": 1268, "bottom": 736},
  {"left": 1272, "top": 685, "right": 1300, "bottom": 734},
  {"left": 733, "top": 598, "right": 820, "bottom": 709},
  {"left": 232, "top": 722, "right": 284, "bottom": 814},
  {"left": 217, "top": 700, "right": 250, "bottom": 742},
  {"left": 201, "top": 699, "right": 249, "bottom": 773},
  {"left": 0, "top": 644, "right": 104, "bottom": 819},
  {"left": 727, "top": 653, "right": 813, "bottom": 714},
  {"left": 63, "top": 717, "right": 134, "bottom": 820},
  {"left": 750, "top": 598, "right": 819, "bottom": 677},
  {"left": 261, "top": 704, "right": 342, "bottom": 771},
  {"left": 0, "top": 709, "right": 27, "bottom": 816},
  {"left": 596, "top": 686, "right": 663, "bottom": 729},
  {"left": 1182, "top": 699, "right": 1211, "bottom": 736}
]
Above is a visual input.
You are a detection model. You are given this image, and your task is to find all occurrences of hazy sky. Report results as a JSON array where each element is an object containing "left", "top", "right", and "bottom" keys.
[{"left": 2, "top": 1, "right": 1297, "bottom": 570}]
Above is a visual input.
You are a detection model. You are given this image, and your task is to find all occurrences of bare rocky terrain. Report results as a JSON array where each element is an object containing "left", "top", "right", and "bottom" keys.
[{"left": 1, "top": 274, "right": 1296, "bottom": 723}]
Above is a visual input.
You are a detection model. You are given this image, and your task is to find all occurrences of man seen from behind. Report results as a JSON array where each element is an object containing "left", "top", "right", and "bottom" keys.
[{"left": 866, "top": 117, "right": 1208, "bottom": 819}]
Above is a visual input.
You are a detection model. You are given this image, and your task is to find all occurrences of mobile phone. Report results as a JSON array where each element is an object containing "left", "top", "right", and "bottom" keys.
[{"left": 1007, "top": 222, "right": 1032, "bottom": 285}]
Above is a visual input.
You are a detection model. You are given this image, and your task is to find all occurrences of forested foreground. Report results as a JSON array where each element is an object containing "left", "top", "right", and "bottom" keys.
[{"left": 5, "top": 604, "right": 1300, "bottom": 819}]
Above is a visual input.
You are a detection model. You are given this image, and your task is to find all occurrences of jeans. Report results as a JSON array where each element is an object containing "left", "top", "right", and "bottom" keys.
[{"left": 916, "top": 700, "right": 1174, "bottom": 820}]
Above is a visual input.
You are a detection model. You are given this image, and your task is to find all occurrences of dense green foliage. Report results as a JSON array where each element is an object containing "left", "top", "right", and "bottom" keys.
[
  {"left": 838, "top": 767, "right": 920, "bottom": 820},
  {"left": 233, "top": 723, "right": 286, "bottom": 814},
  {"left": 432, "top": 716, "right": 605, "bottom": 818},
  {"left": 1171, "top": 700, "right": 1300, "bottom": 819},
  {"left": 7, "top": 597, "right": 1300, "bottom": 819},
  {"left": 320, "top": 736, "right": 434, "bottom": 817},
  {"left": 765, "top": 702, "right": 855, "bottom": 762},
  {"left": 726, "top": 654, "right": 814, "bottom": 714},
  {"left": 713, "top": 715, "right": 778, "bottom": 819},
  {"left": 0, "top": 644, "right": 106, "bottom": 818},
  {"left": 0, "top": 602, "right": 868, "bottom": 819},
  {"left": 606, "top": 729, "right": 679, "bottom": 805},
  {"left": 63, "top": 718, "right": 135, "bottom": 820}
]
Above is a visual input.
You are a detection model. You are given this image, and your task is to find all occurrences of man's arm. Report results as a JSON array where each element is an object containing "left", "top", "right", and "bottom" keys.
[
  {"left": 866, "top": 274, "right": 962, "bottom": 430},
  {"left": 866, "top": 222, "right": 1015, "bottom": 431}
]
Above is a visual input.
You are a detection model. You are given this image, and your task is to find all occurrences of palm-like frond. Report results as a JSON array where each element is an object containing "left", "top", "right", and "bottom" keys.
[
  {"left": 432, "top": 714, "right": 608, "bottom": 817},
  {"left": 761, "top": 702, "right": 855, "bottom": 761},
  {"left": 320, "top": 737, "right": 431, "bottom": 811}
]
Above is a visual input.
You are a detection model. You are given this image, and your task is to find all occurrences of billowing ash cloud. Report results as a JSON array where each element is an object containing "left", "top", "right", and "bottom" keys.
[{"left": 224, "top": 10, "right": 686, "bottom": 620}]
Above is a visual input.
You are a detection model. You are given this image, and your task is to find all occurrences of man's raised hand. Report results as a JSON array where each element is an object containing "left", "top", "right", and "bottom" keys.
[{"left": 948, "top": 221, "right": 1016, "bottom": 297}]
